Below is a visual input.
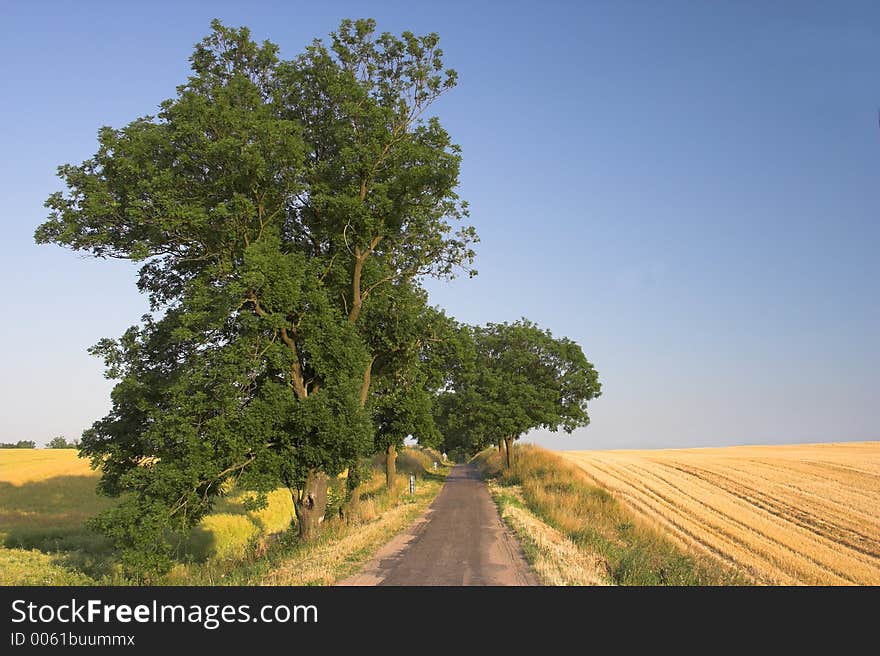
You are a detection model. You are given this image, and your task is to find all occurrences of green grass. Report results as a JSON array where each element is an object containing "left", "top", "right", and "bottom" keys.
[
  {"left": 475, "top": 445, "right": 749, "bottom": 586},
  {"left": 0, "top": 549, "right": 95, "bottom": 586}
]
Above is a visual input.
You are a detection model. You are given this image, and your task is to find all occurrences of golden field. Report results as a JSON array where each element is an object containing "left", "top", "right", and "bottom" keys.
[
  {"left": 477, "top": 445, "right": 745, "bottom": 585},
  {"left": 0, "top": 449, "right": 295, "bottom": 571},
  {"left": 0, "top": 449, "right": 99, "bottom": 485},
  {"left": 560, "top": 442, "right": 880, "bottom": 585}
]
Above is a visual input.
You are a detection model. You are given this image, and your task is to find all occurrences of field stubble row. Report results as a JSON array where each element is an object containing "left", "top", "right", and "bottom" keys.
[{"left": 561, "top": 442, "right": 880, "bottom": 585}]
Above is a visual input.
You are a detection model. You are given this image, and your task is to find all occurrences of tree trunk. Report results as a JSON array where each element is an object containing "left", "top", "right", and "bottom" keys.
[
  {"left": 340, "top": 461, "right": 361, "bottom": 521},
  {"left": 294, "top": 470, "right": 329, "bottom": 540},
  {"left": 359, "top": 356, "right": 376, "bottom": 407},
  {"left": 497, "top": 440, "right": 503, "bottom": 453},
  {"left": 385, "top": 443, "right": 397, "bottom": 489},
  {"left": 504, "top": 437, "right": 514, "bottom": 468}
]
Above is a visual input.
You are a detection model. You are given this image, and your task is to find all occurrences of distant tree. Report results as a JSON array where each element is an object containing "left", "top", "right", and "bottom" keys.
[
  {"left": 430, "top": 321, "right": 478, "bottom": 454},
  {"left": 444, "top": 320, "right": 601, "bottom": 466},
  {"left": 434, "top": 390, "right": 481, "bottom": 456},
  {"left": 47, "top": 436, "right": 75, "bottom": 449},
  {"left": 0, "top": 440, "right": 37, "bottom": 449},
  {"left": 435, "top": 323, "right": 499, "bottom": 458}
]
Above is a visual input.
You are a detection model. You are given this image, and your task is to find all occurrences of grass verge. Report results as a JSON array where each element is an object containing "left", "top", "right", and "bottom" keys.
[
  {"left": 261, "top": 473, "right": 444, "bottom": 585},
  {"left": 486, "top": 479, "right": 609, "bottom": 586},
  {"left": 475, "top": 445, "right": 750, "bottom": 586}
]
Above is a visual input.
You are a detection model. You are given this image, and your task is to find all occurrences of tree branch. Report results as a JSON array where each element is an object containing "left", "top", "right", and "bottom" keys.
[
  {"left": 359, "top": 355, "right": 377, "bottom": 408},
  {"left": 280, "top": 326, "right": 308, "bottom": 400}
]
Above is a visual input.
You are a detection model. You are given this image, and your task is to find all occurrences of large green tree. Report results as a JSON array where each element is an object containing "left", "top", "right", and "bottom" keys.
[
  {"left": 275, "top": 18, "right": 475, "bottom": 373},
  {"left": 268, "top": 18, "right": 478, "bottom": 489},
  {"left": 35, "top": 19, "right": 475, "bottom": 574},
  {"left": 440, "top": 320, "right": 601, "bottom": 466}
]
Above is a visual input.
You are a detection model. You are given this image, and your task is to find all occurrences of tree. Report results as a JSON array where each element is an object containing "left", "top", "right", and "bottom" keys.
[
  {"left": 432, "top": 326, "right": 489, "bottom": 457},
  {"left": 34, "top": 19, "right": 475, "bottom": 574},
  {"left": 275, "top": 18, "right": 477, "bottom": 464},
  {"left": 443, "top": 320, "right": 601, "bottom": 466},
  {"left": 434, "top": 389, "right": 482, "bottom": 459},
  {"left": 47, "top": 436, "right": 75, "bottom": 449},
  {"left": 0, "top": 441, "right": 36, "bottom": 449},
  {"left": 365, "top": 289, "right": 463, "bottom": 488}
]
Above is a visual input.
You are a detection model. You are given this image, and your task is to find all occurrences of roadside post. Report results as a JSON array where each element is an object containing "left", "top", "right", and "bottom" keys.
[{"left": 409, "top": 475, "right": 415, "bottom": 496}]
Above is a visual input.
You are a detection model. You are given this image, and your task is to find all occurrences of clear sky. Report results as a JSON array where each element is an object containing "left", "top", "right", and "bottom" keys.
[{"left": 1, "top": 1, "right": 877, "bottom": 449}]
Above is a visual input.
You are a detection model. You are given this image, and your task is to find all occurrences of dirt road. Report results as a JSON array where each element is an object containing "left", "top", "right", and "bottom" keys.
[{"left": 339, "top": 464, "right": 537, "bottom": 586}]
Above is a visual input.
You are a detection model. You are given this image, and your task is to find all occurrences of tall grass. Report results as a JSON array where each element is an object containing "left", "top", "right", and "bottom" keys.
[{"left": 475, "top": 445, "right": 748, "bottom": 585}]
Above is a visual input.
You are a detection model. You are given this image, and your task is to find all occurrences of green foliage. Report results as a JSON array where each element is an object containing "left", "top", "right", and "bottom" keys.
[
  {"left": 0, "top": 549, "right": 95, "bottom": 586},
  {"left": 34, "top": 18, "right": 476, "bottom": 576},
  {"left": 365, "top": 288, "right": 464, "bottom": 456},
  {"left": 437, "top": 320, "right": 601, "bottom": 455},
  {"left": 274, "top": 17, "right": 478, "bottom": 467},
  {"left": 275, "top": 18, "right": 476, "bottom": 290},
  {"left": 46, "top": 436, "right": 76, "bottom": 449},
  {"left": 0, "top": 441, "right": 37, "bottom": 449}
]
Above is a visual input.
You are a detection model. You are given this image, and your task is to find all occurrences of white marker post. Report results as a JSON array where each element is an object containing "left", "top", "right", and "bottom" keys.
[{"left": 409, "top": 475, "right": 415, "bottom": 496}]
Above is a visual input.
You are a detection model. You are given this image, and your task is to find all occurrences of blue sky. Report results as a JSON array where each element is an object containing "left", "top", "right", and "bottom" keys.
[{"left": 1, "top": 1, "right": 877, "bottom": 449}]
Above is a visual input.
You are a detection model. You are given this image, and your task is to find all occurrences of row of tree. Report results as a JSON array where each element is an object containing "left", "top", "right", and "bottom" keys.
[
  {"left": 0, "top": 437, "right": 78, "bottom": 448},
  {"left": 434, "top": 320, "right": 600, "bottom": 466},
  {"left": 36, "top": 19, "right": 599, "bottom": 575}
]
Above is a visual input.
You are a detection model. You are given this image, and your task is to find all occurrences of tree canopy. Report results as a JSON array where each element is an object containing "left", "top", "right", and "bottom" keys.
[
  {"left": 437, "top": 320, "right": 601, "bottom": 466},
  {"left": 0, "top": 441, "right": 36, "bottom": 449},
  {"left": 36, "top": 19, "right": 476, "bottom": 574},
  {"left": 46, "top": 436, "right": 77, "bottom": 449}
]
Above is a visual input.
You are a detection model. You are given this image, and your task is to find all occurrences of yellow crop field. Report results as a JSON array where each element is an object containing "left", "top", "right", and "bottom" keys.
[
  {"left": 0, "top": 448, "right": 98, "bottom": 485},
  {"left": 0, "top": 449, "right": 296, "bottom": 583},
  {"left": 560, "top": 442, "right": 880, "bottom": 585},
  {"left": 0, "top": 449, "right": 108, "bottom": 540}
]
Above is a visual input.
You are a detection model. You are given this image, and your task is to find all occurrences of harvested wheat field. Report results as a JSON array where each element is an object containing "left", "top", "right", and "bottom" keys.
[{"left": 560, "top": 442, "right": 880, "bottom": 585}]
